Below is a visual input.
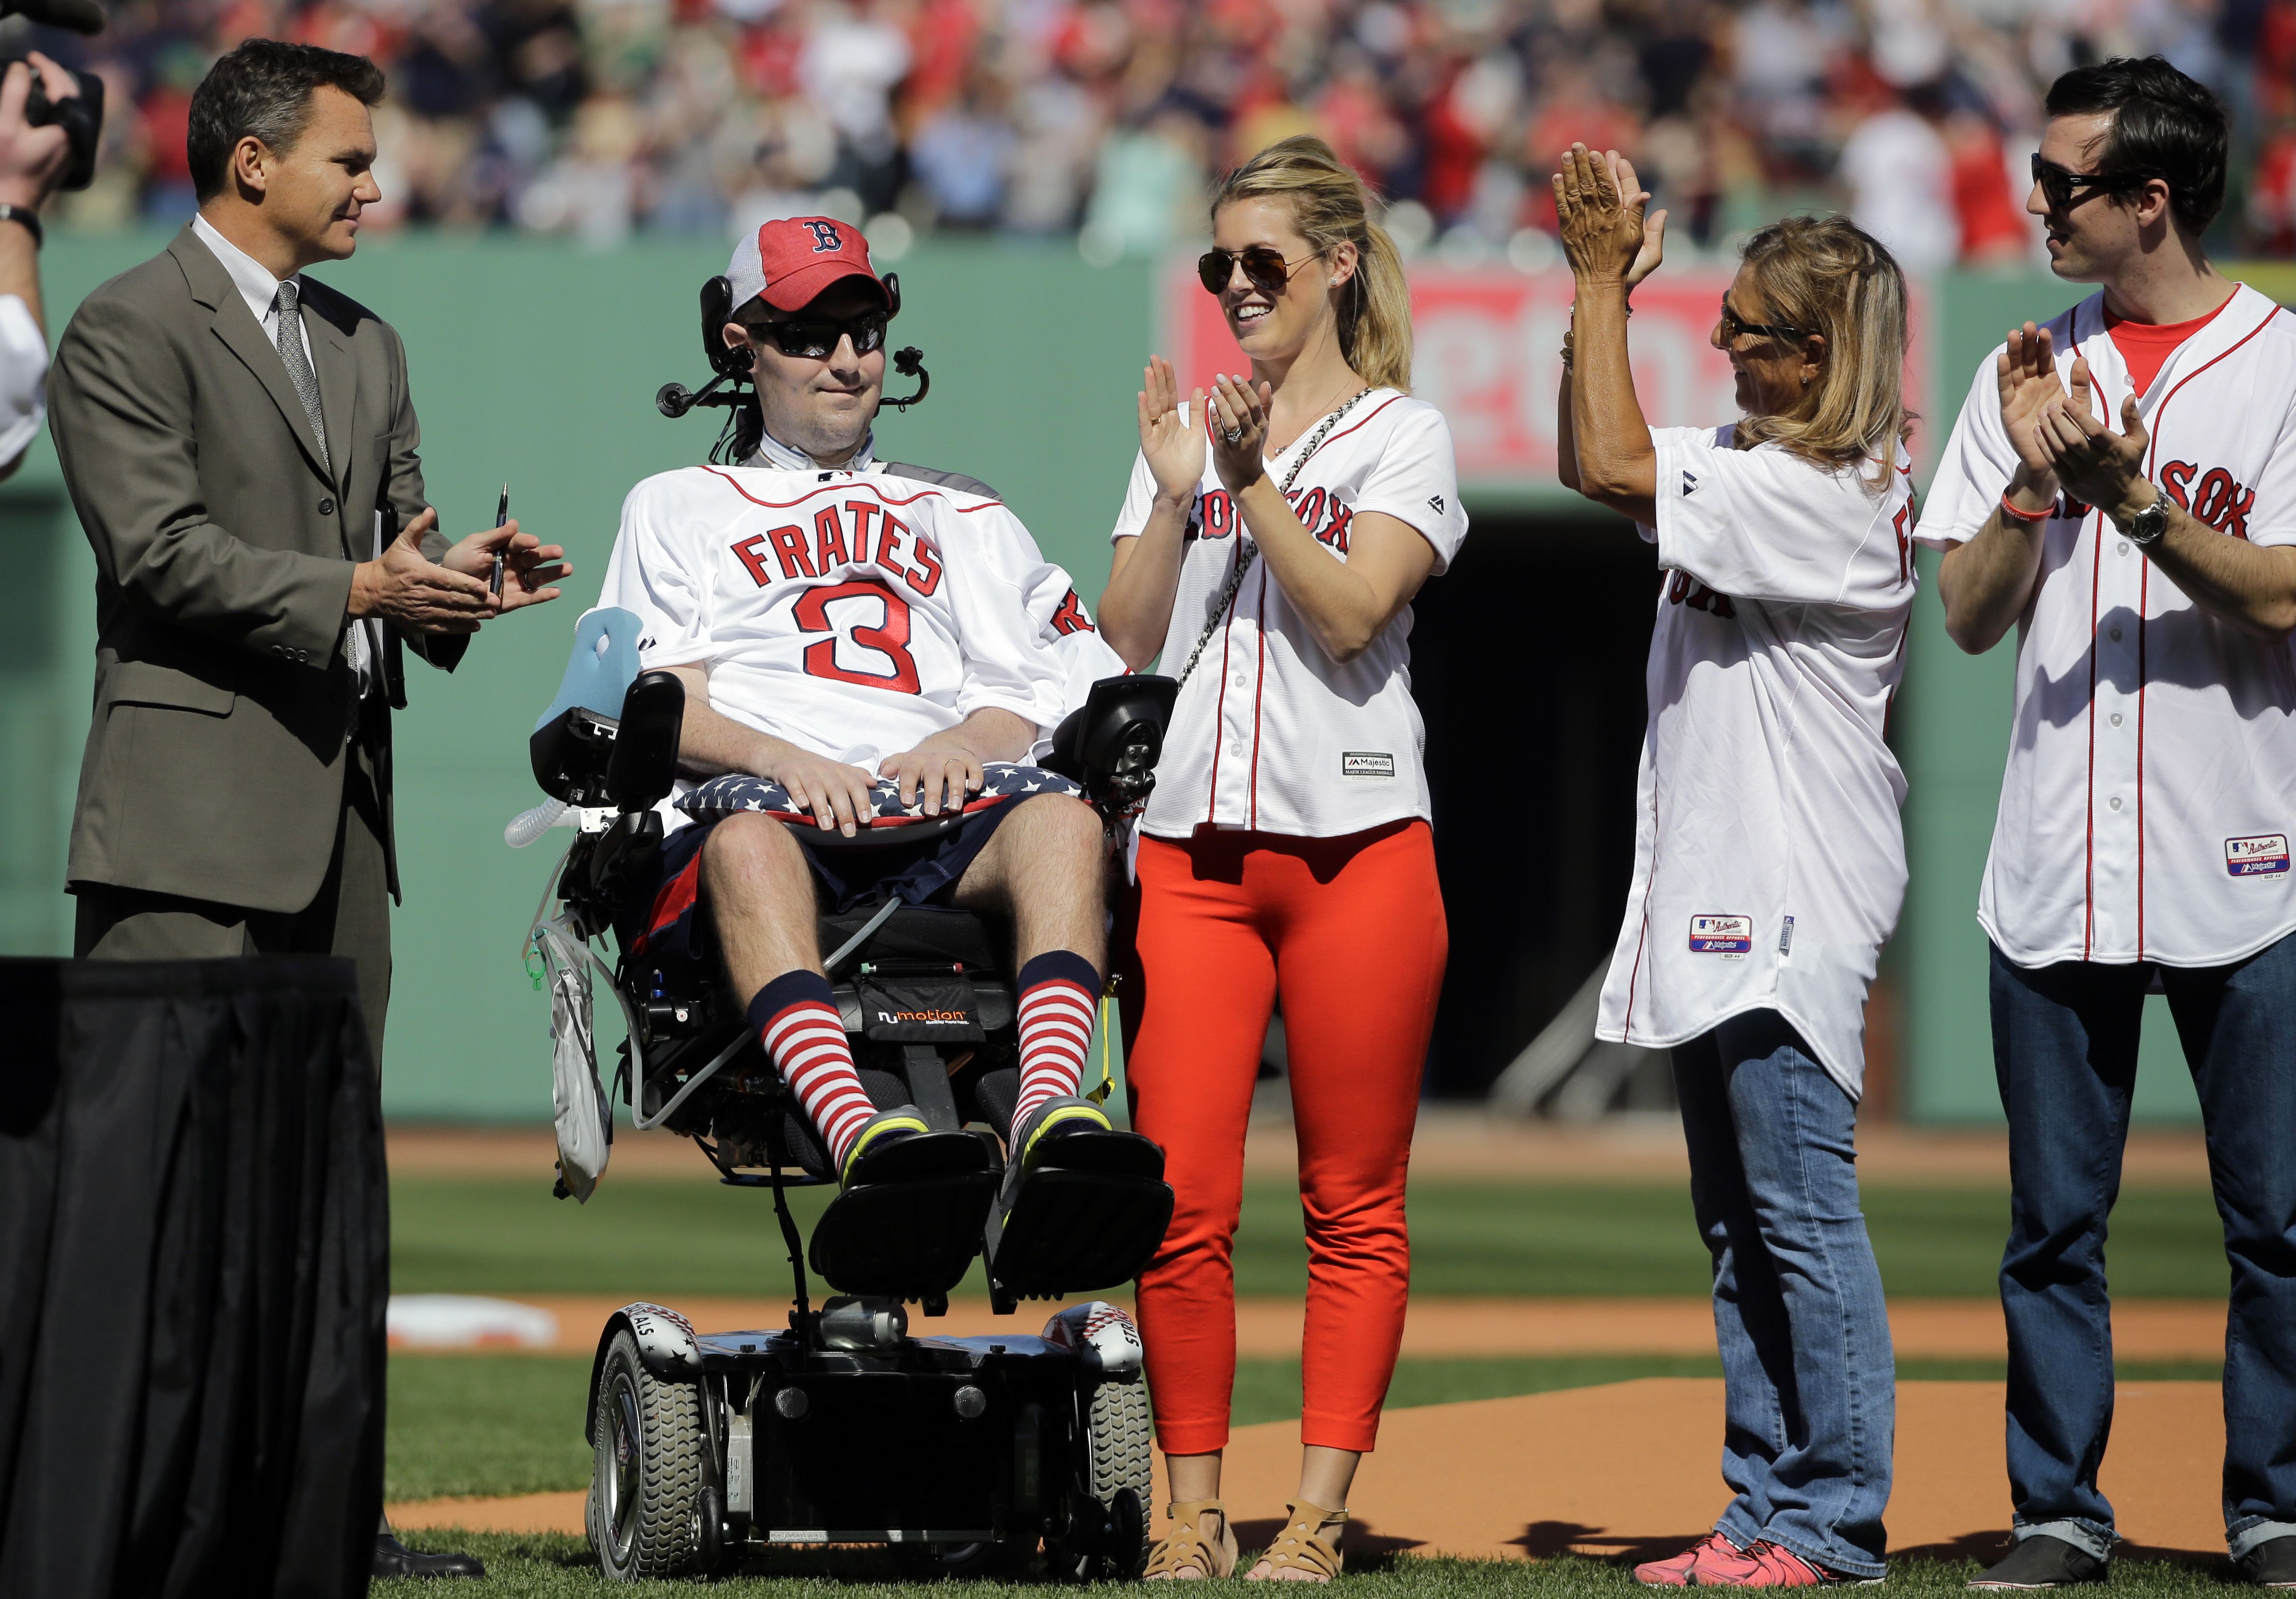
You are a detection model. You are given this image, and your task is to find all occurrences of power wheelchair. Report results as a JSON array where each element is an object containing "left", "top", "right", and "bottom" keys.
[{"left": 516, "top": 608, "right": 1181, "bottom": 1580}]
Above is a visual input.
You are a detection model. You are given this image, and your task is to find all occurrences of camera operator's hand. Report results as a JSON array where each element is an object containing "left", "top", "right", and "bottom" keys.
[
  {"left": 349, "top": 509, "right": 498, "bottom": 635},
  {"left": 0, "top": 55, "right": 76, "bottom": 211}
]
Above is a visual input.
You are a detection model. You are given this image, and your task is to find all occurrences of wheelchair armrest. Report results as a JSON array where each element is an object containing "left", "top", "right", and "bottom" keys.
[
  {"left": 529, "top": 670, "right": 687, "bottom": 810},
  {"left": 1045, "top": 674, "right": 1178, "bottom": 816}
]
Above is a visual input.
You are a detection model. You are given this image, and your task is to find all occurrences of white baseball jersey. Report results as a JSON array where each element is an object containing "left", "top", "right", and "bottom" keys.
[
  {"left": 1596, "top": 426, "right": 1917, "bottom": 1099},
  {"left": 1108, "top": 390, "right": 1470, "bottom": 839},
  {"left": 1917, "top": 284, "right": 2296, "bottom": 969},
  {"left": 599, "top": 463, "right": 1094, "bottom": 823}
]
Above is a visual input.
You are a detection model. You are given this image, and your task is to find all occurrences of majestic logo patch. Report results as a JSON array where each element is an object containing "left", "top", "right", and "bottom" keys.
[
  {"left": 1341, "top": 751, "right": 1395, "bottom": 779},
  {"left": 801, "top": 218, "right": 843, "bottom": 252},
  {"left": 1683, "top": 471, "right": 1698, "bottom": 495},
  {"left": 2225, "top": 834, "right": 2291, "bottom": 877},
  {"left": 1428, "top": 493, "right": 1446, "bottom": 514},
  {"left": 1689, "top": 914, "right": 1754, "bottom": 957}
]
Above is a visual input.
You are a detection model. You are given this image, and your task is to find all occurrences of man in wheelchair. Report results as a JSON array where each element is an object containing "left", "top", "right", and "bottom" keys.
[{"left": 593, "top": 216, "right": 1163, "bottom": 1302}]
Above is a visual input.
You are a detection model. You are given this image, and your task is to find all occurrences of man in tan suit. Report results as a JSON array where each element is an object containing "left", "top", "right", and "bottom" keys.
[{"left": 47, "top": 40, "right": 565, "bottom": 1580}]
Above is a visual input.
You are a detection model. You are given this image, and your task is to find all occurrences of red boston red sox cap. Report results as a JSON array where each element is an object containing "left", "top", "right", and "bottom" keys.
[{"left": 726, "top": 216, "right": 890, "bottom": 314}]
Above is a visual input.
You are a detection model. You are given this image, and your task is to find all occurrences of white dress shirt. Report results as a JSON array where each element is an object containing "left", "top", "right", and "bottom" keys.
[{"left": 190, "top": 214, "right": 374, "bottom": 695}]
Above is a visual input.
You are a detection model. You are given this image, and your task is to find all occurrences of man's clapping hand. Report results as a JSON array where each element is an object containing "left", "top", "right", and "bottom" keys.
[
  {"left": 442, "top": 517, "right": 569, "bottom": 612},
  {"left": 349, "top": 509, "right": 498, "bottom": 634}
]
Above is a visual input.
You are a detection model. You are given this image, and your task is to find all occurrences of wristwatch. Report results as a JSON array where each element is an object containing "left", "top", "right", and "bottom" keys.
[
  {"left": 2118, "top": 492, "right": 2169, "bottom": 548},
  {"left": 0, "top": 204, "right": 42, "bottom": 249}
]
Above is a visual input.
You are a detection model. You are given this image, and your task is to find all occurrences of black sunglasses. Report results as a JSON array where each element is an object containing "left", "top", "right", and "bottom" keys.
[
  {"left": 2030, "top": 153, "right": 2157, "bottom": 213},
  {"left": 745, "top": 310, "right": 888, "bottom": 359},
  {"left": 1197, "top": 245, "right": 1322, "bottom": 297},
  {"left": 1718, "top": 296, "right": 1805, "bottom": 344}
]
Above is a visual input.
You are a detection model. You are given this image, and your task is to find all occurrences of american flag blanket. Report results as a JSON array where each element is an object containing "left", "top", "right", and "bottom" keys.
[{"left": 676, "top": 762, "right": 1084, "bottom": 827}]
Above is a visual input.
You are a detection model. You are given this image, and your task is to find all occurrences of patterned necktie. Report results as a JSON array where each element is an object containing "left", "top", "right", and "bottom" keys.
[
  {"left": 278, "top": 281, "right": 370, "bottom": 691},
  {"left": 272, "top": 280, "right": 329, "bottom": 474}
]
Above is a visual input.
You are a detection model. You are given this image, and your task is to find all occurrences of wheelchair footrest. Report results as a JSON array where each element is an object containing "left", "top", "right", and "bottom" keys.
[
  {"left": 809, "top": 1172, "right": 997, "bottom": 1298},
  {"left": 986, "top": 1167, "right": 1176, "bottom": 1300}
]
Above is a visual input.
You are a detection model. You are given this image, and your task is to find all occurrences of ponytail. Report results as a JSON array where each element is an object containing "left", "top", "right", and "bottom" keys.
[{"left": 1213, "top": 136, "right": 1414, "bottom": 393}]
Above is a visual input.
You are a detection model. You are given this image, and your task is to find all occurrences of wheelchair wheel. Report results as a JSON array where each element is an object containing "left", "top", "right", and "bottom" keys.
[
  {"left": 1048, "top": 1377, "right": 1153, "bottom": 1581},
  {"left": 589, "top": 1328, "right": 707, "bottom": 1581}
]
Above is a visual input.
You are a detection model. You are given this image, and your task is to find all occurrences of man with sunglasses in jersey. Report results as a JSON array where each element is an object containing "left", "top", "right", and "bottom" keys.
[
  {"left": 595, "top": 216, "right": 1144, "bottom": 1275},
  {"left": 1916, "top": 59, "right": 2296, "bottom": 1591}
]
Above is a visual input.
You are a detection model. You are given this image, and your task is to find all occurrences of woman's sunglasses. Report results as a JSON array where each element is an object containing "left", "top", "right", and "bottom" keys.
[
  {"left": 2030, "top": 153, "right": 2157, "bottom": 213},
  {"left": 1197, "top": 245, "right": 1322, "bottom": 297},
  {"left": 745, "top": 311, "right": 889, "bottom": 359},
  {"left": 1718, "top": 296, "right": 1806, "bottom": 344}
]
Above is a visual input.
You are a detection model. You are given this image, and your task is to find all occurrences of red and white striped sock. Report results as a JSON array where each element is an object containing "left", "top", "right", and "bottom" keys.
[
  {"left": 748, "top": 970, "right": 875, "bottom": 1167},
  {"left": 1011, "top": 951, "right": 1102, "bottom": 1135}
]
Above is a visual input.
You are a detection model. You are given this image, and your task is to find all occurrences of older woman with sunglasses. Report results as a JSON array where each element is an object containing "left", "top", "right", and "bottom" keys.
[
  {"left": 1556, "top": 144, "right": 1916, "bottom": 1587},
  {"left": 1097, "top": 135, "right": 1465, "bottom": 1583}
]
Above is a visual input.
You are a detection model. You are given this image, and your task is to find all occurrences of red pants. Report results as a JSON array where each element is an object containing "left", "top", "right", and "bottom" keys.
[{"left": 1120, "top": 820, "right": 1446, "bottom": 1455}]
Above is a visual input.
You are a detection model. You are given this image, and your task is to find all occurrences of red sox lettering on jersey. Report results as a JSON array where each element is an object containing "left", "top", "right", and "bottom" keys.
[
  {"left": 1916, "top": 282, "right": 2296, "bottom": 969},
  {"left": 1111, "top": 389, "right": 1469, "bottom": 840}
]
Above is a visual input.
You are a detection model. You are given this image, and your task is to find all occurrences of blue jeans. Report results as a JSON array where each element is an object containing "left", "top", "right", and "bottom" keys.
[
  {"left": 1991, "top": 933, "right": 2296, "bottom": 1562},
  {"left": 1675, "top": 1011, "right": 1895, "bottom": 1577}
]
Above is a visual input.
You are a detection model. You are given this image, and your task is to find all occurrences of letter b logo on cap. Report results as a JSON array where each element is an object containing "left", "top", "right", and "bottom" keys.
[{"left": 803, "top": 220, "right": 842, "bottom": 252}]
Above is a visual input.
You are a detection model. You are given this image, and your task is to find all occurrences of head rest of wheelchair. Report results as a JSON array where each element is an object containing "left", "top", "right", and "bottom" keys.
[
  {"left": 1045, "top": 673, "right": 1179, "bottom": 783},
  {"left": 534, "top": 607, "right": 647, "bottom": 734}
]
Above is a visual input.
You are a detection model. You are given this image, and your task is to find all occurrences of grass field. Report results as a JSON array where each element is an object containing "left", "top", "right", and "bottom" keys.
[
  {"left": 374, "top": 1539, "right": 2248, "bottom": 1596},
  {"left": 393, "top": 1175, "right": 2238, "bottom": 1300},
  {"left": 387, "top": 1167, "right": 2239, "bottom": 1589}
]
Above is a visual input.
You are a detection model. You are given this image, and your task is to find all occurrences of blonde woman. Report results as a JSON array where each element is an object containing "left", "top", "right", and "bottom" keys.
[
  {"left": 1556, "top": 144, "right": 1913, "bottom": 1587},
  {"left": 1098, "top": 136, "right": 1465, "bottom": 1582}
]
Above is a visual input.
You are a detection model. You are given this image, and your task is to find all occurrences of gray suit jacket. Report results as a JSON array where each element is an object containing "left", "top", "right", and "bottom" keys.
[{"left": 50, "top": 223, "right": 465, "bottom": 913}]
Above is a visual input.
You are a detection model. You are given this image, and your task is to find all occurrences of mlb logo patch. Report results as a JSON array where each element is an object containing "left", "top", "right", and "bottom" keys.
[
  {"left": 1689, "top": 914, "right": 1754, "bottom": 957},
  {"left": 2225, "top": 835, "right": 2291, "bottom": 877}
]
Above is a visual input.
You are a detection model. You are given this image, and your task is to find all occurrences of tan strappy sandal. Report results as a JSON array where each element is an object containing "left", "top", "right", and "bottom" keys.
[
  {"left": 1246, "top": 1498, "right": 1347, "bottom": 1581},
  {"left": 1146, "top": 1499, "right": 1238, "bottom": 1580}
]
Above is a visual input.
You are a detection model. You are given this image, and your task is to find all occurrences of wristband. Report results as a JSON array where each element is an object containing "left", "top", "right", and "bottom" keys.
[
  {"left": 2000, "top": 490, "right": 2051, "bottom": 524},
  {"left": 0, "top": 204, "right": 42, "bottom": 249}
]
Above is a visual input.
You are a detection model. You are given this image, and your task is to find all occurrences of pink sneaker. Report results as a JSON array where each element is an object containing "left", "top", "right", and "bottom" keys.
[
  {"left": 1634, "top": 1532, "right": 1744, "bottom": 1587},
  {"left": 1693, "top": 1540, "right": 1881, "bottom": 1587}
]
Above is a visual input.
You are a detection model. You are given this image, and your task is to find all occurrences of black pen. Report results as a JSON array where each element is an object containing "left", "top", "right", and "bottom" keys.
[{"left": 488, "top": 485, "right": 509, "bottom": 599}]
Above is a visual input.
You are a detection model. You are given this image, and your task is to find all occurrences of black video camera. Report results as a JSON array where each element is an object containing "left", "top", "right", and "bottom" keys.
[{"left": 4, "top": 60, "right": 105, "bottom": 191}]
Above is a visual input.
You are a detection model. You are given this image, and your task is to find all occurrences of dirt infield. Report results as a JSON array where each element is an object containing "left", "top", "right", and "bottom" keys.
[
  {"left": 384, "top": 1114, "right": 2217, "bottom": 1187},
  {"left": 393, "top": 1292, "right": 2229, "bottom": 1362},
  {"left": 389, "top": 1377, "right": 2231, "bottom": 1560}
]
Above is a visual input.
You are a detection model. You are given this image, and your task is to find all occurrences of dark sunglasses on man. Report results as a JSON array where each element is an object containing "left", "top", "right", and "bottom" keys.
[
  {"left": 744, "top": 310, "right": 889, "bottom": 359},
  {"left": 1719, "top": 296, "right": 1806, "bottom": 345},
  {"left": 1197, "top": 244, "right": 1324, "bottom": 297},
  {"left": 2030, "top": 153, "right": 2158, "bottom": 213}
]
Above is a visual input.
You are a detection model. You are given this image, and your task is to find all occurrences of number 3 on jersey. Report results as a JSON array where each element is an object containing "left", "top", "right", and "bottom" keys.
[{"left": 795, "top": 579, "right": 922, "bottom": 693}]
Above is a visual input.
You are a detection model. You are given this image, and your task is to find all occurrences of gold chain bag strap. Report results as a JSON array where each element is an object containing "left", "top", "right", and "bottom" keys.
[{"left": 1171, "top": 386, "right": 1374, "bottom": 687}]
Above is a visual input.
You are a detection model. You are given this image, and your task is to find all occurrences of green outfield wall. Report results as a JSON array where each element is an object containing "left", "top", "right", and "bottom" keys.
[{"left": 2, "top": 231, "right": 2281, "bottom": 1120}]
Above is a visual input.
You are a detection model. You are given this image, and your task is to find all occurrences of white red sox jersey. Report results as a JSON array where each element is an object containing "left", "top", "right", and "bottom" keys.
[
  {"left": 1917, "top": 284, "right": 2296, "bottom": 969},
  {"left": 599, "top": 463, "right": 1103, "bottom": 824},
  {"left": 1108, "top": 389, "right": 1469, "bottom": 840},
  {"left": 1596, "top": 426, "right": 1917, "bottom": 1099}
]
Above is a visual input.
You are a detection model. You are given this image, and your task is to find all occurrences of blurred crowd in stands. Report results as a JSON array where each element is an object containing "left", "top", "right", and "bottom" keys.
[{"left": 12, "top": 0, "right": 2296, "bottom": 263}]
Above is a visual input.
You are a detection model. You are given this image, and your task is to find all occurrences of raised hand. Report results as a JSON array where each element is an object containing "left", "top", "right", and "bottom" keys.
[
  {"left": 2037, "top": 355, "right": 2149, "bottom": 519},
  {"left": 1604, "top": 150, "right": 1668, "bottom": 289},
  {"left": 1138, "top": 355, "right": 1206, "bottom": 505},
  {"left": 1554, "top": 142, "right": 1647, "bottom": 286},
  {"left": 1207, "top": 372, "right": 1273, "bottom": 495},
  {"left": 1996, "top": 323, "right": 2066, "bottom": 487}
]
